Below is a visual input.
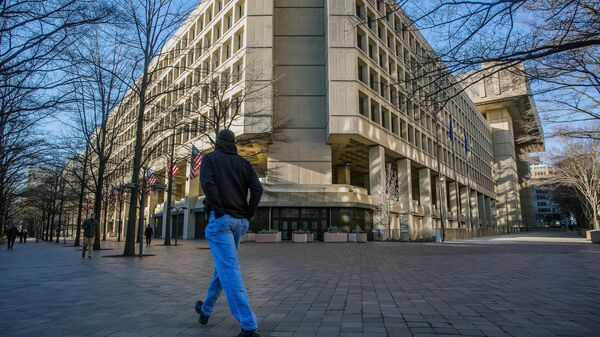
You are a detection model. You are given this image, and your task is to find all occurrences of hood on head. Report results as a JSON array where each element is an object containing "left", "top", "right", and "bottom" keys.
[{"left": 215, "top": 129, "right": 237, "bottom": 154}]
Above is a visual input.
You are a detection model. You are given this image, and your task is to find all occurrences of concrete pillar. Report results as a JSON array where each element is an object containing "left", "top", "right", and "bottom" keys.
[
  {"left": 396, "top": 158, "right": 413, "bottom": 240},
  {"left": 485, "top": 108, "right": 523, "bottom": 229},
  {"left": 459, "top": 186, "right": 471, "bottom": 228},
  {"left": 369, "top": 145, "right": 386, "bottom": 234},
  {"left": 478, "top": 193, "right": 486, "bottom": 228},
  {"left": 369, "top": 145, "right": 386, "bottom": 196},
  {"left": 162, "top": 189, "right": 169, "bottom": 239},
  {"left": 146, "top": 192, "right": 158, "bottom": 234},
  {"left": 439, "top": 176, "right": 448, "bottom": 231},
  {"left": 484, "top": 196, "right": 492, "bottom": 227},
  {"left": 183, "top": 161, "right": 201, "bottom": 239},
  {"left": 490, "top": 199, "right": 498, "bottom": 228},
  {"left": 419, "top": 167, "right": 432, "bottom": 235},
  {"left": 448, "top": 183, "right": 459, "bottom": 228},
  {"left": 470, "top": 190, "right": 480, "bottom": 228},
  {"left": 337, "top": 164, "right": 351, "bottom": 185}
]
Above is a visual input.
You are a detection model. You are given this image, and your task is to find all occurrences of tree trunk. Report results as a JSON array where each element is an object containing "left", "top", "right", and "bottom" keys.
[
  {"left": 56, "top": 180, "right": 65, "bottom": 243},
  {"left": 102, "top": 200, "right": 109, "bottom": 241},
  {"left": 123, "top": 63, "right": 150, "bottom": 257},
  {"left": 74, "top": 149, "right": 89, "bottom": 247},
  {"left": 163, "top": 131, "right": 176, "bottom": 246}
]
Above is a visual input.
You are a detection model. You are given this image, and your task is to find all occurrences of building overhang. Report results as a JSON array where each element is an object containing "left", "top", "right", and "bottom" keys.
[{"left": 476, "top": 94, "right": 545, "bottom": 153}]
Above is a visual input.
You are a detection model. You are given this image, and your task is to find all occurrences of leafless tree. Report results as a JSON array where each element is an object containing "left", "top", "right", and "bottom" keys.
[
  {"left": 533, "top": 141, "right": 600, "bottom": 230},
  {"left": 373, "top": 163, "right": 402, "bottom": 240},
  {"left": 115, "top": 0, "right": 198, "bottom": 256},
  {"left": 0, "top": 0, "right": 111, "bottom": 232},
  {"left": 64, "top": 25, "right": 129, "bottom": 249}
]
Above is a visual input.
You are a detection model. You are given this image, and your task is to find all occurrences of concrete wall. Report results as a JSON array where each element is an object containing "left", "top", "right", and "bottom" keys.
[{"left": 267, "top": 0, "right": 332, "bottom": 184}]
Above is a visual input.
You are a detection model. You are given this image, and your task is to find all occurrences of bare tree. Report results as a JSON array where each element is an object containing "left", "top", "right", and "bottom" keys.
[
  {"left": 0, "top": 0, "right": 111, "bottom": 231},
  {"left": 373, "top": 163, "right": 402, "bottom": 240},
  {"left": 65, "top": 25, "right": 129, "bottom": 250},
  {"left": 116, "top": 0, "right": 197, "bottom": 256},
  {"left": 534, "top": 141, "right": 600, "bottom": 230}
]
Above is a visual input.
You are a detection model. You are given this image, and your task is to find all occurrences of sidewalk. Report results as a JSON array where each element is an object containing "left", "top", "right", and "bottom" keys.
[{"left": 1, "top": 233, "right": 600, "bottom": 337}]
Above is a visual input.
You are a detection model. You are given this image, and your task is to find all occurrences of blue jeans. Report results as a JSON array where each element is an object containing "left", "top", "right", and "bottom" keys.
[{"left": 201, "top": 212, "right": 257, "bottom": 331}]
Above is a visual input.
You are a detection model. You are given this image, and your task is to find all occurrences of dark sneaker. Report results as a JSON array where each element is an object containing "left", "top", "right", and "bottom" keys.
[
  {"left": 235, "top": 330, "right": 261, "bottom": 337},
  {"left": 195, "top": 301, "right": 209, "bottom": 325},
  {"left": 88, "top": 256, "right": 92, "bottom": 259}
]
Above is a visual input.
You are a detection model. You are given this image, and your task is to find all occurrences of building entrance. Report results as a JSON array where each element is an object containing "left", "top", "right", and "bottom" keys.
[{"left": 272, "top": 208, "right": 329, "bottom": 240}]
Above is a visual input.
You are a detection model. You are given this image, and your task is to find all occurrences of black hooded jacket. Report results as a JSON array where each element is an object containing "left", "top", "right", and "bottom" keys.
[{"left": 200, "top": 130, "right": 263, "bottom": 219}]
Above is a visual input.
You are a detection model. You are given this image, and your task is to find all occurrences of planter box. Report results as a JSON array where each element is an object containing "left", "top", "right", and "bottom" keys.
[
  {"left": 586, "top": 230, "right": 592, "bottom": 240},
  {"left": 348, "top": 233, "right": 367, "bottom": 243},
  {"left": 293, "top": 233, "right": 311, "bottom": 243},
  {"left": 255, "top": 232, "right": 281, "bottom": 243},
  {"left": 243, "top": 233, "right": 255, "bottom": 242},
  {"left": 590, "top": 230, "right": 600, "bottom": 244},
  {"left": 324, "top": 232, "right": 348, "bottom": 243}
]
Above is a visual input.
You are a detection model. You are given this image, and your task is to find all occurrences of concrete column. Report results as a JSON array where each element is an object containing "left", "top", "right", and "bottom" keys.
[
  {"left": 369, "top": 145, "right": 386, "bottom": 196},
  {"left": 478, "top": 193, "right": 486, "bottom": 228},
  {"left": 439, "top": 177, "right": 448, "bottom": 230},
  {"left": 485, "top": 108, "right": 522, "bottom": 229},
  {"left": 419, "top": 167, "right": 432, "bottom": 235},
  {"left": 396, "top": 158, "right": 413, "bottom": 240},
  {"left": 490, "top": 199, "right": 498, "bottom": 228},
  {"left": 459, "top": 186, "right": 471, "bottom": 228},
  {"left": 448, "top": 183, "right": 459, "bottom": 228},
  {"left": 337, "top": 165, "right": 351, "bottom": 185},
  {"left": 484, "top": 196, "right": 493, "bottom": 227},
  {"left": 162, "top": 189, "right": 169, "bottom": 239},
  {"left": 470, "top": 190, "right": 480, "bottom": 228},
  {"left": 183, "top": 161, "right": 201, "bottom": 239},
  {"left": 369, "top": 145, "right": 386, "bottom": 233},
  {"left": 146, "top": 192, "right": 158, "bottom": 234}
]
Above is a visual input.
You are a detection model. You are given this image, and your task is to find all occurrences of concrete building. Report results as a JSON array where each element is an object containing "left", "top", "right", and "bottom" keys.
[
  {"left": 530, "top": 164, "right": 571, "bottom": 227},
  {"left": 465, "top": 64, "right": 544, "bottom": 230},
  {"left": 99, "top": 0, "right": 542, "bottom": 242}
]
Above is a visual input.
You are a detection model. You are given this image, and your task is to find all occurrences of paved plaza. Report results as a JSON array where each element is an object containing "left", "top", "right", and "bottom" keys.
[{"left": 1, "top": 232, "right": 599, "bottom": 337}]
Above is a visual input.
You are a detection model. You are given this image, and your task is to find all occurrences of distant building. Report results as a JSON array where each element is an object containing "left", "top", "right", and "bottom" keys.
[{"left": 530, "top": 164, "right": 571, "bottom": 227}]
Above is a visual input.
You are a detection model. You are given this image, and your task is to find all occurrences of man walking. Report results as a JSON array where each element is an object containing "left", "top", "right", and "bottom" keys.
[
  {"left": 144, "top": 225, "right": 153, "bottom": 246},
  {"left": 82, "top": 214, "right": 98, "bottom": 259},
  {"left": 6, "top": 225, "right": 18, "bottom": 250},
  {"left": 195, "top": 130, "right": 263, "bottom": 337}
]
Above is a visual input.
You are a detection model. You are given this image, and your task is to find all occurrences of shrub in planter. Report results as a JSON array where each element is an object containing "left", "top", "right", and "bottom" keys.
[
  {"left": 324, "top": 227, "right": 348, "bottom": 242},
  {"left": 255, "top": 230, "right": 281, "bottom": 243},
  {"left": 348, "top": 229, "right": 367, "bottom": 243},
  {"left": 243, "top": 231, "right": 255, "bottom": 242},
  {"left": 292, "top": 230, "right": 312, "bottom": 243}
]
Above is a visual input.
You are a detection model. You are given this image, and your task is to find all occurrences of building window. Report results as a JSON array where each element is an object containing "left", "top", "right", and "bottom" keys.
[
  {"left": 358, "top": 60, "right": 368, "bottom": 84},
  {"left": 359, "top": 92, "right": 368, "bottom": 117}
]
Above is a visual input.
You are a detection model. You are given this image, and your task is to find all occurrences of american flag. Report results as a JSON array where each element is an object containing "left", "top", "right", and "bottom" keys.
[
  {"left": 187, "top": 145, "right": 203, "bottom": 180},
  {"left": 167, "top": 158, "right": 180, "bottom": 177},
  {"left": 146, "top": 169, "right": 157, "bottom": 186}
]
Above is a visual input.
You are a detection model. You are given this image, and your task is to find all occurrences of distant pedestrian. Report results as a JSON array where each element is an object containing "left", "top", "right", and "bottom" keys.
[
  {"left": 144, "top": 225, "right": 153, "bottom": 247},
  {"left": 81, "top": 214, "right": 98, "bottom": 259},
  {"left": 6, "top": 225, "right": 18, "bottom": 250},
  {"left": 18, "top": 227, "right": 23, "bottom": 243},
  {"left": 23, "top": 229, "right": 28, "bottom": 243},
  {"left": 195, "top": 130, "right": 263, "bottom": 337}
]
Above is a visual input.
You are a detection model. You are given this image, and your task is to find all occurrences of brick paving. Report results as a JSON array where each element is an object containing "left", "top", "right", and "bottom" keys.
[{"left": 1, "top": 232, "right": 599, "bottom": 337}]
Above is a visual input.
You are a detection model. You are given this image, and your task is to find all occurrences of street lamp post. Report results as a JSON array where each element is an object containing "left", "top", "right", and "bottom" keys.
[{"left": 171, "top": 206, "right": 188, "bottom": 246}]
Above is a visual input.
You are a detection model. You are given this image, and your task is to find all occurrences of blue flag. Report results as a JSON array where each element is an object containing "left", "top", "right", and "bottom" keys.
[{"left": 448, "top": 120, "right": 454, "bottom": 142}]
